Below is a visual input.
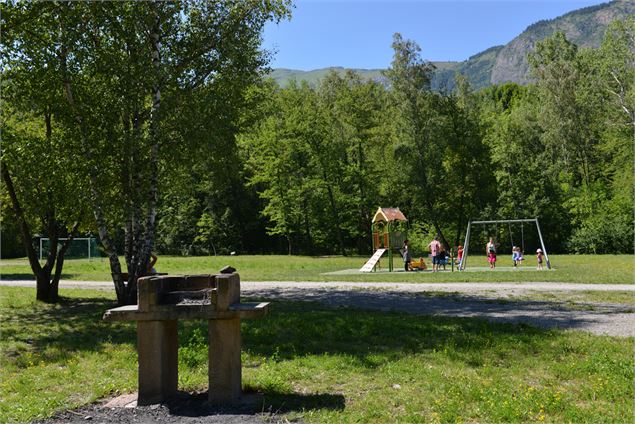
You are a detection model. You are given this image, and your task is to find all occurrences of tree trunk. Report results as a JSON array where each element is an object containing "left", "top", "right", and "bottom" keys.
[
  {"left": 2, "top": 164, "right": 80, "bottom": 303},
  {"left": 2, "top": 166, "right": 43, "bottom": 277},
  {"left": 35, "top": 271, "right": 54, "bottom": 302},
  {"left": 324, "top": 175, "right": 346, "bottom": 256},
  {"left": 136, "top": 4, "right": 162, "bottom": 290},
  {"left": 454, "top": 195, "right": 465, "bottom": 248},
  {"left": 2, "top": 166, "right": 53, "bottom": 302},
  {"left": 302, "top": 197, "right": 313, "bottom": 255},
  {"left": 122, "top": 113, "right": 134, "bottom": 276},
  {"left": 60, "top": 24, "right": 127, "bottom": 304},
  {"left": 50, "top": 235, "right": 70, "bottom": 300},
  {"left": 39, "top": 223, "right": 58, "bottom": 302},
  {"left": 355, "top": 130, "right": 367, "bottom": 255},
  {"left": 454, "top": 213, "right": 464, "bottom": 249}
]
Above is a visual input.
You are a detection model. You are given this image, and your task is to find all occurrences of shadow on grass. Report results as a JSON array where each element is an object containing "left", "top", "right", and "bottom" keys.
[
  {"left": 7, "top": 286, "right": 612, "bottom": 376},
  {"left": 252, "top": 303, "right": 550, "bottom": 366},
  {"left": 2, "top": 294, "right": 135, "bottom": 363},
  {"left": 241, "top": 287, "right": 633, "bottom": 340},
  {"left": 175, "top": 299, "right": 572, "bottom": 373},
  {"left": 5, "top": 288, "right": 569, "bottom": 372},
  {"left": 160, "top": 390, "right": 344, "bottom": 417},
  {"left": 0, "top": 273, "right": 78, "bottom": 281}
]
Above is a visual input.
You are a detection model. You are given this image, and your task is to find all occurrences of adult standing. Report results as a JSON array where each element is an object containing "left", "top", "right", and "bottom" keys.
[
  {"left": 428, "top": 236, "right": 441, "bottom": 272},
  {"left": 402, "top": 239, "right": 412, "bottom": 271}
]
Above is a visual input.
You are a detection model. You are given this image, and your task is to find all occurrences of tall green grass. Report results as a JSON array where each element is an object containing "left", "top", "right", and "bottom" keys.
[
  {"left": 1, "top": 287, "right": 633, "bottom": 422},
  {"left": 1, "top": 254, "right": 634, "bottom": 284}
]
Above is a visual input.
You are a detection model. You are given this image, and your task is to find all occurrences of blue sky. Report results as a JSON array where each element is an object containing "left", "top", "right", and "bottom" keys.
[{"left": 263, "top": 0, "right": 610, "bottom": 69}]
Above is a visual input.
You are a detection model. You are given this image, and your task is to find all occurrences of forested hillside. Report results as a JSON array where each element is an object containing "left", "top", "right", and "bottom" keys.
[
  {"left": 270, "top": 0, "right": 634, "bottom": 91},
  {"left": 2, "top": 7, "right": 633, "bottom": 264}
]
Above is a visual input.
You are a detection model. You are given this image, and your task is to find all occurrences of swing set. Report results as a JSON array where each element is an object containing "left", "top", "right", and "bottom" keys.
[{"left": 460, "top": 218, "right": 551, "bottom": 270}]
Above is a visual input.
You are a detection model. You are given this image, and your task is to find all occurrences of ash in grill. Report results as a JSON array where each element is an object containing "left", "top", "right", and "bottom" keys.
[{"left": 164, "top": 289, "right": 212, "bottom": 305}]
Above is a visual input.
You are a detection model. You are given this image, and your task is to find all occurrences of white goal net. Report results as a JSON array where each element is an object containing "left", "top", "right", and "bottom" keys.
[{"left": 39, "top": 237, "right": 100, "bottom": 261}]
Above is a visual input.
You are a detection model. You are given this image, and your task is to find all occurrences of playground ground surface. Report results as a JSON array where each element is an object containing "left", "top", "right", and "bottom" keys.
[
  {"left": 325, "top": 266, "right": 555, "bottom": 274},
  {"left": 1, "top": 254, "right": 634, "bottom": 284},
  {"left": 1, "top": 286, "right": 633, "bottom": 423}
]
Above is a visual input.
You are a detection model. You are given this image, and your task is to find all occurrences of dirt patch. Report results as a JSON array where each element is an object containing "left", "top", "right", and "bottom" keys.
[{"left": 39, "top": 392, "right": 285, "bottom": 424}]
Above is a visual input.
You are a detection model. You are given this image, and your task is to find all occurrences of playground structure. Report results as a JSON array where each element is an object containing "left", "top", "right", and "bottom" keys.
[
  {"left": 409, "top": 257, "right": 427, "bottom": 270},
  {"left": 460, "top": 218, "right": 551, "bottom": 270},
  {"left": 360, "top": 207, "right": 408, "bottom": 272}
]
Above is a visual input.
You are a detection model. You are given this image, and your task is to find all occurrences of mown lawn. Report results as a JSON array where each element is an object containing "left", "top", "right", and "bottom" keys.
[
  {"left": 1, "top": 254, "right": 634, "bottom": 284},
  {"left": 1, "top": 287, "right": 633, "bottom": 423}
]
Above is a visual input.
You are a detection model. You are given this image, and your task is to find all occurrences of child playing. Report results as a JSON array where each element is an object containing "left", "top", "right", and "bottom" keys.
[
  {"left": 402, "top": 239, "right": 412, "bottom": 272},
  {"left": 512, "top": 246, "right": 524, "bottom": 269},
  {"left": 486, "top": 237, "right": 497, "bottom": 269},
  {"left": 536, "top": 248, "right": 544, "bottom": 270},
  {"left": 438, "top": 246, "right": 447, "bottom": 271},
  {"left": 457, "top": 245, "right": 464, "bottom": 269}
]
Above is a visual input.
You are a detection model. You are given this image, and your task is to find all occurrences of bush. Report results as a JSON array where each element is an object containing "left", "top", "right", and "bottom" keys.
[
  {"left": 0, "top": 213, "right": 25, "bottom": 258},
  {"left": 568, "top": 207, "right": 634, "bottom": 254}
]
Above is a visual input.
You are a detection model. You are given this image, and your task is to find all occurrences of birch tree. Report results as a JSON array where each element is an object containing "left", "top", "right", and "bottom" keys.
[{"left": 3, "top": 0, "right": 290, "bottom": 304}]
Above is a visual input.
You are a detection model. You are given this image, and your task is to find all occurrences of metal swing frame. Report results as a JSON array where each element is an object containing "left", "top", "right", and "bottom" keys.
[{"left": 460, "top": 218, "right": 551, "bottom": 270}]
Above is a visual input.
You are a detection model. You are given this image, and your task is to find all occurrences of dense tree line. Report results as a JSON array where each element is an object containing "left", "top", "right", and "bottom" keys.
[
  {"left": 2, "top": 5, "right": 633, "bottom": 303},
  {"left": 237, "top": 23, "right": 633, "bottom": 256}
]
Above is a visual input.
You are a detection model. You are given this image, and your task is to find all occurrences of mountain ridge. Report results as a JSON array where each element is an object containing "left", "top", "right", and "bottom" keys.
[{"left": 268, "top": 0, "right": 633, "bottom": 91}]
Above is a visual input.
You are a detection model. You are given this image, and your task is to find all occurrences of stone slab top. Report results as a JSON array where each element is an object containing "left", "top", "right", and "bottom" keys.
[{"left": 103, "top": 301, "right": 269, "bottom": 322}]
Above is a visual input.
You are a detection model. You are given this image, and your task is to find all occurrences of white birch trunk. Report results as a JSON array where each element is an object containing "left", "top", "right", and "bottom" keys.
[
  {"left": 59, "top": 24, "right": 127, "bottom": 304},
  {"left": 137, "top": 5, "right": 162, "bottom": 286}
]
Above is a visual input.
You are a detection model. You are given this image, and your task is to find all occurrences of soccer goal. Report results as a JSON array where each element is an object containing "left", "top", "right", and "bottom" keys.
[
  {"left": 460, "top": 218, "right": 551, "bottom": 270},
  {"left": 39, "top": 237, "right": 100, "bottom": 261}
]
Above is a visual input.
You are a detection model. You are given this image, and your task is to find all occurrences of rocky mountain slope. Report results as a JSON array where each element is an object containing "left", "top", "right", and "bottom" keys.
[
  {"left": 269, "top": 0, "right": 634, "bottom": 90},
  {"left": 490, "top": 0, "right": 634, "bottom": 85}
]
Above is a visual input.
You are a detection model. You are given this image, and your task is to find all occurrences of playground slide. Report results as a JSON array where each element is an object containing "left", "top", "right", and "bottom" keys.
[{"left": 359, "top": 248, "right": 387, "bottom": 272}]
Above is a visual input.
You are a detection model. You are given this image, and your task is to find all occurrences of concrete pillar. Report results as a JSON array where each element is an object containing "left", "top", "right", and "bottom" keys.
[
  {"left": 137, "top": 320, "right": 178, "bottom": 405},
  {"left": 215, "top": 273, "right": 240, "bottom": 310},
  {"left": 208, "top": 317, "right": 242, "bottom": 403}
]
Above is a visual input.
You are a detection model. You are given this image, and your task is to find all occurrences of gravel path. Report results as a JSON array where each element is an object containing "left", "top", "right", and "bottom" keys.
[
  {"left": 241, "top": 282, "right": 635, "bottom": 337},
  {"left": 3, "top": 279, "right": 635, "bottom": 293},
  {"left": 240, "top": 281, "right": 635, "bottom": 294},
  {"left": 245, "top": 286, "right": 635, "bottom": 337},
  {"left": 3, "top": 279, "right": 634, "bottom": 337}
]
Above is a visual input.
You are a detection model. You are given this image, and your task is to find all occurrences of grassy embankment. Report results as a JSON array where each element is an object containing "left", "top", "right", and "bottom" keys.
[
  {"left": 1, "top": 254, "right": 634, "bottom": 284},
  {"left": 1, "top": 286, "right": 633, "bottom": 423}
]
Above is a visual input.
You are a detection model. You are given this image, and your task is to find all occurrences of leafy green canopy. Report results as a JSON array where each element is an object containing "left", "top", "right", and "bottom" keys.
[{"left": 2, "top": 0, "right": 291, "bottom": 302}]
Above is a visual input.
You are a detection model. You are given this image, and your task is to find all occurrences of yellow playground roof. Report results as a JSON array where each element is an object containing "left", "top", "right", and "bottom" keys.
[{"left": 372, "top": 207, "right": 407, "bottom": 224}]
